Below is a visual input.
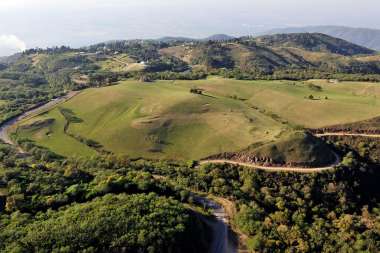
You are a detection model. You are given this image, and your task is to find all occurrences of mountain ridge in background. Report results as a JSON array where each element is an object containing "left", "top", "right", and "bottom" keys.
[
  {"left": 158, "top": 34, "right": 235, "bottom": 43},
  {"left": 262, "top": 25, "right": 380, "bottom": 51}
]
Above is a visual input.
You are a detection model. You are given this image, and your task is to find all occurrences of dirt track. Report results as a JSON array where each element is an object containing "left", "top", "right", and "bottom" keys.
[
  {"left": 316, "top": 132, "right": 380, "bottom": 138},
  {"left": 200, "top": 151, "right": 341, "bottom": 173},
  {"left": 201, "top": 131, "right": 380, "bottom": 173}
]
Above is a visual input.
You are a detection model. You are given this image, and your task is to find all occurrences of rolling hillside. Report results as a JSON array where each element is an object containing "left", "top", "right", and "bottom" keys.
[{"left": 14, "top": 78, "right": 380, "bottom": 160}]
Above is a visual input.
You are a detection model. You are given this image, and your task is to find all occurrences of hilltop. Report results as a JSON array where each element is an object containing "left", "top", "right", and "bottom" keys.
[{"left": 255, "top": 33, "right": 375, "bottom": 56}]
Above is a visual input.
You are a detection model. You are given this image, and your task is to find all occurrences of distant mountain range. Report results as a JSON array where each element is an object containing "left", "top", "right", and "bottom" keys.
[
  {"left": 4, "top": 32, "right": 380, "bottom": 80},
  {"left": 262, "top": 26, "right": 380, "bottom": 51},
  {"left": 159, "top": 33, "right": 379, "bottom": 75}
]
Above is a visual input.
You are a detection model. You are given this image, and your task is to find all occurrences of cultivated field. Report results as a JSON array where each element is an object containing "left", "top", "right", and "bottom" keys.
[{"left": 15, "top": 77, "right": 380, "bottom": 159}]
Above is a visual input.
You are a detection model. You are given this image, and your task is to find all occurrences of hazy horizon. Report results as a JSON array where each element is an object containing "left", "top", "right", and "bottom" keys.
[{"left": 1, "top": 0, "right": 380, "bottom": 56}]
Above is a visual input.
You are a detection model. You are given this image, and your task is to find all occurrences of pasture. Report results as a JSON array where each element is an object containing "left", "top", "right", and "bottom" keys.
[{"left": 15, "top": 77, "right": 380, "bottom": 159}]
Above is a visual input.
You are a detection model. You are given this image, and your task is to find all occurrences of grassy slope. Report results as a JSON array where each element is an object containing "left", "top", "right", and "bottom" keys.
[
  {"left": 17, "top": 78, "right": 283, "bottom": 159},
  {"left": 197, "top": 78, "right": 380, "bottom": 128},
  {"left": 16, "top": 110, "right": 97, "bottom": 157},
  {"left": 15, "top": 77, "right": 380, "bottom": 159}
]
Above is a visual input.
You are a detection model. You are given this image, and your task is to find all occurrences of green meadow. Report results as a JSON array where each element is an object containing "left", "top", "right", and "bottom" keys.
[{"left": 15, "top": 77, "right": 380, "bottom": 159}]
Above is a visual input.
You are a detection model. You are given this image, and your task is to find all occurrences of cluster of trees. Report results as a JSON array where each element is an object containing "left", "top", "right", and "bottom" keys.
[
  {"left": 0, "top": 193, "right": 206, "bottom": 253},
  {"left": 0, "top": 143, "right": 209, "bottom": 252},
  {"left": 136, "top": 70, "right": 207, "bottom": 81}
]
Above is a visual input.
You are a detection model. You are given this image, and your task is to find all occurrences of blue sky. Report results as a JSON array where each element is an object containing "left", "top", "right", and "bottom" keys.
[{"left": 1, "top": 0, "right": 380, "bottom": 56}]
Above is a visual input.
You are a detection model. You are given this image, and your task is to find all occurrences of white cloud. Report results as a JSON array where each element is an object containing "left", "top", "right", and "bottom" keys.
[{"left": 0, "top": 34, "right": 26, "bottom": 56}]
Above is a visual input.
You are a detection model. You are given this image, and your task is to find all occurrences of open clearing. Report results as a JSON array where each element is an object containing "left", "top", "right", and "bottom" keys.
[{"left": 15, "top": 77, "right": 380, "bottom": 159}]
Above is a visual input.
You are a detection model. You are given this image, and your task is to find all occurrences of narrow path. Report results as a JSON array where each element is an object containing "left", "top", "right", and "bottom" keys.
[
  {"left": 0, "top": 91, "right": 79, "bottom": 148},
  {"left": 316, "top": 132, "right": 380, "bottom": 138},
  {"left": 200, "top": 151, "right": 341, "bottom": 173}
]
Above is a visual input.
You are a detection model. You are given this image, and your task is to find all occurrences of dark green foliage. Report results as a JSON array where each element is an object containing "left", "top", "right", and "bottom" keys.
[
  {"left": 145, "top": 57, "right": 189, "bottom": 72},
  {"left": 137, "top": 70, "right": 207, "bottom": 81},
  {"left": 0, "top": 145, "right": 209, "bottom": 252},
  {"left": 0, "top": 193, "right": 202, "bottom": 253}
]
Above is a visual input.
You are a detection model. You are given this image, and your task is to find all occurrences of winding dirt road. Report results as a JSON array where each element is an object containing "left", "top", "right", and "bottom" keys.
[
  {"left": 0, "top": 91, "right": 79, "bottom": 148},
  {"left": 201, "top": 131, "right": 380, "bottom": 173},
  {"left": 200, "top": 151, "right": 341, "bottom": 173}
]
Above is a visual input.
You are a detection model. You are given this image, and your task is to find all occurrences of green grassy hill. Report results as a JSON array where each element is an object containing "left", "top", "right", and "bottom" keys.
[{"left": 15, "top": 78, "right": 380, "bottom": 160}]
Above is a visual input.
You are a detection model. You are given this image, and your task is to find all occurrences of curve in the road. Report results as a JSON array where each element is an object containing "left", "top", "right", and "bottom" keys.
[{"left": 0, "top": 91, "right": 80, "bottom": 149}]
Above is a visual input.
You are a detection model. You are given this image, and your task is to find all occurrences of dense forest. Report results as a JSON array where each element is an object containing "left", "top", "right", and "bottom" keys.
[{"left": 0, "top": 143, "right": 211, "bottom": 252}]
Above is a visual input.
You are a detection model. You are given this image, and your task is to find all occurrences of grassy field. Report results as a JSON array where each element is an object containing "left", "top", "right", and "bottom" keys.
[
  {"left": 15, "top": 77, "right": 380, "bottom": 159},
  {"left": 0, "top": 100, "right": 7, "bottom": 106}
]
